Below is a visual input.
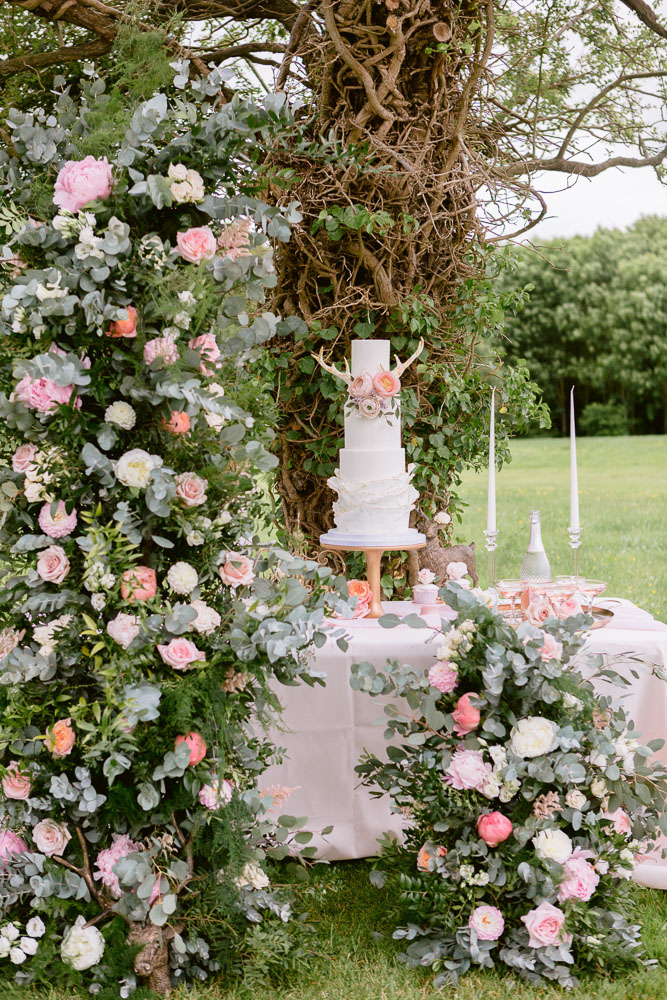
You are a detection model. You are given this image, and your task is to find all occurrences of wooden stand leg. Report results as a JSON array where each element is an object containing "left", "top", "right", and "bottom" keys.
[{"left": 364, "top": 548, "right": 384, "bottom": 619}]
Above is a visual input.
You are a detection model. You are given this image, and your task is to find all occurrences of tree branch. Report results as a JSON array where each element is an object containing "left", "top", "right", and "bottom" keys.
[
  {"left": 0, "top": 38, "right": 111, "bottom": 77},
  {"left": 620, "top": 0, "right": 667, "bottom": 39},
  {"left": 504, "top": 142, "right": 667, "bottom": 178},
  {"left": 198, "top": 41, "right": 286, "bottom": 60}
]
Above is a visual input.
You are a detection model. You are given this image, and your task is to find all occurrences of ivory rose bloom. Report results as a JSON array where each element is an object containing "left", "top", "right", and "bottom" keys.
[
  {"left": 175, "top": 732, "right": 207, "bottom": 766},
  {"left": 12, "top": 443, "right": 37, "bottom": 473},
  {"left": 0, "top": 830, "right": 28, "bottom": 861},
  {"left": 104, "top": 401, "right": 136, "bottom": 430},
  {"left": 509, "top": 717, "right": 559, "bottom": 758},
  {"left": 143, "top": 336, "right": 179, "bottom": 367},
  {"left": 32, "top": 819, "right": 71, "bottom": 857},
  {"left": 373, "top": 369, "right": 401, "bottom": 397},
  {"left": 14, "top": 374, "right": 80, "bottom": 413},
  {"left": 533, "top": 828, "right": 573, "bottom": 865},
  {"left": 115, "top": 449, "right": 162, "bottom": 489},
  {"left": 189, "top": 334, "right": 221, "bottom": 376},
  {"left": 469, "top": 905, "right": 505, "bottom": 941},
  {"left": 428, "top": 660, "right": 458, "bottom": 694},
  {"left": 61, "top": 915, "right": 106, "bottom": 970},
  {"left": 167, "top": 561, "right": 198, "bottom": 595},
  {"left": 46, "top": 718, "right": 76, "bottom": 758},
  {"left": 189, "top": 600, "right": 221, "bottom": 635},
  {"left": 416, "top": 843, "right": 446, "bottom": 871},
  {"left": 106, "top": 305, "right": 138, "bottom": 339},
  {"left": 434, "top": 510, "right": 451, "bottom": 525},
  {"left": 176, "top": 226, "right": 217, "bottom": 263},
  {"left": 539, "top": 632, "right": 563, "bottom": 662},
  {"left": 168, "top": 164, "right": 205, "bottom": 203},
  {"left": 175, "top": 472, "right": 208, "bottom": 507},
  {"left": 53, "top": 156, "right": 112, "bottom": 212},
  {"left": 359, "top": 396, "right": 380, "bottom": 418},
  {"left": 106, "top": 612, "right": 140, "bottom": 649},
  {"left": 219, "top": 552, "right": 255, "bottom": 588},
  {"left": 36, "top": 545, "right": 70, "bottom": 584},
  {"left": 348, "top": 371, "right": 374, "bottom": 397},
  {"left": 38, "top": 500, "right": 77, "bottom": 539},
  {"left": 521, "top": 901, "right": 571, "bottom": 949},
  {"left": 565, "top": 789, "right": 587, "bottom": 811},
  {"left": 452, "top": 692, "right": 481, "bottom": 736},
  {"left": 2, "top": 762, "right": 32, "bottom": 800},
  {"left": 120, "top": 566, "right": 157, "bottom": 602},
  {"left": 477, "top": 812, "right": 513, "bottom": 848},
  {"left": 445, "top": 749, "right": 493, "bottom": 793},
  {"left": 157, "top": 638, "right": 205, "bottom": 671},
  {"left": 162, "top": 410, "right": 191, "bottom": 435},
  {"left": 558, "top": 853, "right": 600, "bottom": 902}
]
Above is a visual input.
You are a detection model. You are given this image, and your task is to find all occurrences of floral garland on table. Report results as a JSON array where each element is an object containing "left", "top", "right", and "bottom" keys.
[
  {"left": 351, "top": 586, "right": 667, "bottom": 988},
  {"left": 0, "top": 64, "right": 354, "bottom": 996}
]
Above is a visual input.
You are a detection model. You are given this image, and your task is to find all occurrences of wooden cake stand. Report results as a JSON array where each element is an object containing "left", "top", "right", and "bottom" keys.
[{"left": 321, "top": 540, "right": 426, "bottom": 619}]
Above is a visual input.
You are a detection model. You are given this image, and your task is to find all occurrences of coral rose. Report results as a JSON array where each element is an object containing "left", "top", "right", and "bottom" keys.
[
  {"left": 106, "top": 305, "right": 138, "bottom": 339},
  {"left": 162, "top": 410, "right": 190, "bottom": 435},
  {"left": 175, "top": 732, "right": 207, "bottom": 766},
  {"left": 38, "top": 500, "right": 77, "bottom": 539},
  {"left": 445, "top": 749, "right": 493, "bottom": 792},
  {"left": 0, "top": 830, "right": 28, "bottom": 862},
  {"left": 219, "top": 552, "right": 255, "bottom": 588},
  {"left": 521, "top": 901, "right": 571, "bottom": 948},
  {"left": 416, "top": 843, "right": 447, "bottom": 871},
  {"left": 2, "top": 761, "right": 32, "bottom": 800},
  {"left": 452, "top": 692, "right": 481, "bottom": 736},
  {"left": 469, "top": 905, "right": 505, "bottom": 941},
  {"left": 120, "top": 566, "right": 157, "bottom": 602},
  {"left": 373, "top": 369, "right": 401, "bottom": 397},
  {"left": 53, "top": 155, "right": 112, "bottom": 213},
  {"left": 36, "top": 545, "right": 70, "bottom": 584},
  {"left": 46, "top": 718, "right": 76, "bottom": 758},
  {"left": 477, "top": 811, "right": 513, "bottom": 848},
  {"left": 157, "top": 638, "right": 205, "bottom": 671},
  {"left": 12, "top": 443, "right": 37, "bottom": 473},
  {"left": 347, "top": 579, "right": 372, "bottom": 617},
  {"left": 176, "top": 226, "right": 217, "bottom": 263}
]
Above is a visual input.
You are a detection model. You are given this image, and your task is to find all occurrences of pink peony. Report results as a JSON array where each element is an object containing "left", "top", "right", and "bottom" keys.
[
  {"left": 94, "top": 833, "right": 139, "bottom": 898},
  {"left": 198, "top": 776, "right": 234, "bottom": 810},
  {"left": 162, "top": 410, "right": 191, "bottom": 435},
  {"left": 143, "top": 336, "right": 179, "bottom": 367},
  {"left": 38, "top": 501, "right": 77, "bottom": 539},
  {"left": 348, "top": 371, "right": 374, "bottom": 398},
  {"left": 12, "top": 443, "right": 38, "bottom": 473},
  {"left": 120, "top": 566, "right": 157, "bottom": 602},
  {"left": 469, "top": 904, "right": 505, "bottom": 941},
  {"left": 107, "top": 305, "right": 138, "bottom": 339},
  {"left": 373, "top": 369, "right": 401, "bottom": 397},
  {"left": 477, "top": 811, "right": 513, "bottom": 848},
  {"left": 53, "top": 155, "right": 112, "bottom": 213},
  {"left": 188, "top": 334, "right": 221, "bottom": 376},
  {"left": 558, "top": 595, "right": 583, "bottom": 619},
  {"left": 452, "top": 692, "right": 481, "bottom": 736},
  {"left": 36, "top": 545, "right": 70, "bottom": 584},
  {"left": 417, "top": 843, "right": 447, "bottom": 872},
  {"left": 32, "top": 818, "right": 71, "bottom": 857},
  {"left": 558, "top": 853, "right": 600, "bottom": 902},
  {"left": 445, "top": 749, "right": 493, "bottom": 792},
  {"left": 176, "top": 226, "right": 217, "bottom": 264},
  {"left": 106, "top": 612, "right": 140, "bottom": 649},
  {"left": 0, "top": 829, "right": 28, "bottom": 862},
  {"left": 157, "top": 638, "right": 205, "bottom": 671},
  {"left": 539, "top": 632, "right": 563, "bottom": 662},
  {"left": 46, "top": 718, "right": 76, "bottom": 757},
  {"left": 175, "top": 472, "right": 208, "bottom": 507},
  {"left": 603, "top": 808, "right": 632, "bottom": 837},
  {"left": 14, "top": 374, "right": 80, "bottom": 413},
  {"left": 2, "top": 761, "right": 32, "bottom": 800},
  {"left": 521, "top": 901, "right": 571, "bottom": 948},
  {"left": 428, "top": 660, "right": 458, "bottom": 694},
  {"left": 175, "top": 732, "right": 207, "bottom": 766},
  {"left": 219, "top": 552, "right": 255, "bottom": 588},
  {"left": 446, "top": 561, "right": 468, "bottom": 580},
  {"left": 526, "top": 598, "right": 554, "bottom": 626}
]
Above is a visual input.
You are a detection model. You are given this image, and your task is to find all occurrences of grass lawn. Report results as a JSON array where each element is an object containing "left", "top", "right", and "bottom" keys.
[{"left": 2, "top": 434, "right": 666, "bottom": 1000}]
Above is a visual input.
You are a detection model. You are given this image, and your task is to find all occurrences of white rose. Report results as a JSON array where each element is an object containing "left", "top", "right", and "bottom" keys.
[
  {"left": 434, "top": 511, "right": 451, "bottom": 525},
  {"left": 565, "top": 789, "right": 587, "bottom": 811},
  {"left": 481, "top": 774, "right": 500, "bottom": 798},
  {"left": 509, "top": 717, "right": 559, "bottom": 758},
  {"left": 472, "top": 587, "right": 497, "bottom": 609},
  {"left": 168, "top": 163, "right": 188, "bottom": 181},
  {"left": 1, "top": 923, "right": 20, "bottom": 941},
  {"left": 91, "top": 593, "right": 106, "bottom": 611},
  {"left": 0, "top": 938, "right": 9, "bottom": 958},
  {"left": 218, "top": 511, "right": 232, "bottom": 525},
  {"left": 9, "top": 947, "right": 26, "bottom": 964},
  {"left": 19, "top": 936, "right": 38, "bottom": 956},
  {"left": 185, "top": 169, "right": 205, "bottom": 201},
  {"left": 115, "top": 449, "right": 162, "bottom": 488},
  {"left": 595, "top": 859, "right": 610, "bottom": 874},
  {"left": 588, "top": 750, "right": 607, "bottom": 768},
  {"left": 189, "top": 600, "right": 221, "bottom": 635},
  {"left": 533, "top": 828, "right": 573, "bottom": 865},
  {"left": 590, "top": 777, "right": 608, "bottom": 798},
  {"left": 171, "top": 181, "right": 194, "bottom": 203},
  {"left": 235, "top": 862, "right": 270, "bottom": 890},
  {"left": 61, "top": 915, "right": 105, "bottom": 971},
  {"left": 26, "top": 917, "right": 46, "bottom": 938},
  {"left": 167, "top": 562, "right": 198, "bottom": 595},
  {"left": 186, "top": 529, "right": 205, "bottom": 546}
]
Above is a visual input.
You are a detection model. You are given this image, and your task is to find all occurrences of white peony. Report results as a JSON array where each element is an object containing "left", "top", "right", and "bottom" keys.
[
  {"left": 115, "top": 449, "right": 162, "bottom": 489},
  {"left": 565, "top": 789, "right": 587, "bottom": 810},
  {"left": 26, "top": 917, "right": 46, "bottom": 938},
  {"left": 9, "top": 946, "right": 26, "bottom": 964},
  {"left": 61, "top": 915, "right": 105, "bottom": 971},
  {"left": 167, "top": 562, "right": 198, "bottom": 595},
  {"left": 235, "top": 862, "right": 270, "bottom": 890},
  {"left": 509, "top": 717, "right": 559, "bottom": 758},
  {"left": 533, "top": 828, "right": 573, "bottom": 865},
  {"left": 19, "top": 936, "right": 38, "bottom": 956},
  {"left": 189, "top": 600, "right": 221, "bottom": 635}
]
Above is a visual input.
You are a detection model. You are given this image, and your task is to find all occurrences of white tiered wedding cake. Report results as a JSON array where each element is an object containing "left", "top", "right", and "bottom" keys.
[{"left": 318, "top": 339, "right": 425, "bottom": 548}]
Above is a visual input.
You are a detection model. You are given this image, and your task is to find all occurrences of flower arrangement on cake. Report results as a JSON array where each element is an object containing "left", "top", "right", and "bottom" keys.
[{"left": 351, "top": 587, "right": 667, "bottom": 988}]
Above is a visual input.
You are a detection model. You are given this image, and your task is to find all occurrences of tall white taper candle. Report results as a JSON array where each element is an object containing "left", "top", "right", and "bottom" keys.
[
  {"left": 570, "top": 387, "right": 580, "bottom": 531},
  {"left": 487, "top": 387, "right": 496, "bottom": 533}
]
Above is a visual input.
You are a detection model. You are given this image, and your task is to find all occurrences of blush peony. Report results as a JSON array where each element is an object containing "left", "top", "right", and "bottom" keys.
[
  {"left": 198, "top": 776, "right": 234, "bottom": 810},
  {"left": 557, "top": 853, "right": 600, "bottom": 902},
  {"left": 444, "top": 749, "right": 493, "bottom": 793},
  {"left": 509, "top": 717, "right": 559, "bottom": 758},
  {"left": 477, "top": 811, "right": 513, "bottom": 848},
  {"left": 2, "top": 761, "right": 32, "bottom": 800},
  {"left": 175, "top": 732, "right": 207, "bottom": 766},
  {"left": 106, "top": 612, "right": 140, "bottom": 648},
  {"left": 106, "top": 305, "right": 138, "bottom": 339},
  {"left": 428, "top": 660, "right": 458, "bottom": 693},
  {"left": 36, "top": 545, "right": 70, "bottom": 584},
  {"left": 120, "top": 566, "right": 157, "bottom": 602},
  {"left": 53, "top": 156, "right": 112, "bottom": 213},
  {"left": 521, "top": 901, "right": 571, "bottom": 949},
  {"left": 603, "top": 807, "right": 632, "bottom": 836},
  {"left": 176, "top": 226, "right": 217, "bottom": 263},
  {"left": 469, "top": 905, "right": 505, "bottom": 941},
  {"left": 348, "top": 371, "right": 374, "bottom": 397},
  {"left": 219, "top": 552, "right": 255, "bottom": 588},
  {"left": 45, "top": 718, "right": 76, "bottom": 758},
  {"left": 157, "top": 638, "right": 205, "bottom": 671},
  {"left": 94, "top": 833, "right": 139, "bottom": 898},
  {"left": 38, "top": 500, "right": 77, "bottom": 539},
  {"left": 14, "top": 374, "right": 80, "bottom": 413},
  {"left": 452, "top": 692, "right": 481, "bottom": 736},
  {"left": 12, "top": 443, "right": 38, "bottom": 473},
  {"left": 0, "top": 830, "right": 28, "bottom": 862},
  {"left": 32, "top": 818, "right": 71, "bottom": 857}
]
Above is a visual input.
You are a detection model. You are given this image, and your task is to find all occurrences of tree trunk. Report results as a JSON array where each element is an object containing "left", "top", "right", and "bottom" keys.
[{"left": 128, "top": 923, "right": 174, "bottom": 995}]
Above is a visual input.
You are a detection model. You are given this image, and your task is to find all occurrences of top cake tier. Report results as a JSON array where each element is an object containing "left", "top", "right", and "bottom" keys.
[{"left": 350, "top": 339, "right": 390, "bottom": 377}]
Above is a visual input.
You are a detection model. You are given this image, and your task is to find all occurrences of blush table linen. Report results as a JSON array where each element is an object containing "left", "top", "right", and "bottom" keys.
[{"left": 263, "top": 598, "right": 667, "bottom": 886}]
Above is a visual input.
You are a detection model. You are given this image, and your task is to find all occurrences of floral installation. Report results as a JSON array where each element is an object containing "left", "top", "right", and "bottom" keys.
[
  {"left": 351, "top": 586, "right": 667, "bottom": 988},
  {"left": 0, "top": 61, "right": 355, "bottom": 995}
]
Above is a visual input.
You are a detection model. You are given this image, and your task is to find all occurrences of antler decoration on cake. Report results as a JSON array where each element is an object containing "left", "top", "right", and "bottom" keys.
[
  {"left": 311, "top": 347, "right": 353, "bottom": 385},
  {"left": 390, "top": 337, "right": 425, "bottom": 377}
]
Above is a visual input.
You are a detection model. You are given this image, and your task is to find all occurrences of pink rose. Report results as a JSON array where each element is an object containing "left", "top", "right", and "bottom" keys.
[
  {"left": 539, "top": 632, "right": 563, "bottom": 662},
  {"left": 418, "top": 568, "right": 436, "bottom": 585},
  {"left": 0, "top": 829, "right": 28, "bottom": 862},
  {"left": 428, "top": 660, "right": 458, "bottom": 694},
  {"left": 120, "top": 566, "right": 157, "bottom": 602},
  {"left": 477, "top": 811, "right": 513, "bottom": 848},
  {"left": 446, "top": 561, "right": 468, "bottom": 581},
  {"left": 359, "top": 396, "right": 380, "bottom": 418},
  {"left": 157, "top": 638, "right": 205, "bottom": 671},
  {"left": 38, "top": 500, "right": 77, "bottom": 539},
  {"left": 557, "top": 854, "right": 600, "bottom": 902},
  {"left": 143, "top": 337, "right": 179, "bottom": 367},
  {"left": 46, "top": 717, "right": 76, "bottom": 757},
  {"left": 176, "top": 226, "right": 217, "bottom": 264},
  {"left": 32, "top": 818, "right": 71, "bottom": 857},
  {"left": 469, "top": 904, "right": 505, "bottom": 941},
  {"left": 603, "top": 808, "right": 632, "bottom": 837},
  {"left": 94, "top": 833, "right": 139, "bottom": 898},
  {"left": 14, "top": 374, "right": 80, "bottom": 413},
  {"left": 526, "top": 598, "right": 554, "bottom": 626},
  {"left": 188, "top": 334, "right": 221, "bottom": 376},
  {"left": 2, "top": 761, "right": 32, "bottom": 800},
  {"left": 36, "top": 545, "right": 70, "bottom": 584},
  {"left": 175, "top": 732, "right": 207, "bottom": 766},
  {"left": 175, "top": 472, "right": 208, "bottom": 507},
  {"left": 417, "top": 843, "right": 447, "bottom": 871},
  {"left": 373, "top": 369, "right": 401, "bottom": 397},
  {"left": 198, "top": 776, "right": 234, "bottom": 810},
  {"left": 347, "top": 579, "right": 372, "bottom": 618},
  {"left": 106, "top": 612, "right": 140, "bottom": 649},
  {"left": 445, "top": 749, "right": 493, "bottom": 792},
  {"left": 348, "top": 371, "right": 374, "bottom": 398},
  {"left": 521, "top": 901, "right": 571, "bottom": 948},
  {"left": 107, "top": 305, "right": 138, "bottom": 339},
  {"left": 12, "top": 443, "right": 38, "bottom": 473},
  {"left": 219, "top": 552, "right": 255, "bottom": 588},
  {"left": 53, "top": 155, "right": 112, "bottom": 213},
  {"left": 161, "top": 410, "right": 191, "bottom": 435},
  {"left": 558, "top": 595, "right": 583, "bottom": 619},
  {"left": 452, "top": 692, "right": 481, "bottom": 736}
]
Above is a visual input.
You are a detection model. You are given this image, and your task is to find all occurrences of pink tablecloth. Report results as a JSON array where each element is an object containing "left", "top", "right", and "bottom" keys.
[{"left": 263, "top": 599, "right": 667, "bottom": 886}]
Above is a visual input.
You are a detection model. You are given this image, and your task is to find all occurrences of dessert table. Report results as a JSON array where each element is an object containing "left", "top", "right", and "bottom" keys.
[{"left": 262, "top": 598, "right": 667, "bottom": 887}]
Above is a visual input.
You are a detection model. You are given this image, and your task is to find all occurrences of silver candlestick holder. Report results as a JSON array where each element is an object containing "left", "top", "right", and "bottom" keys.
[
  {"left": 568, "top": 526, "right": 581, "bottom": 577},
  {"left": 484, "top": 529, "right": 499, "bottom": 588}
]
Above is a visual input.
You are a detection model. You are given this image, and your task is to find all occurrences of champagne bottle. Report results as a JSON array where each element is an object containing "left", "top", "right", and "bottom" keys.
[{"left": 520, "top": 510, "right": 552, "bottom": 583}]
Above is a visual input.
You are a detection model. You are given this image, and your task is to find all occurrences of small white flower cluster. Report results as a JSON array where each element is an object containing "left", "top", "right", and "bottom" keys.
[
  {"left": 35, "top": 276, "right": 67, "bottom": 302},
  {"left": 11, "top": 305, "right": 28, "bottom": 335},
  {"left": 23, "top": 447, "right": 56, "bottom": 504},
  {"left": 486, "top": 744, "right": 520, "bottom": 802},
  {"left": 203, "top": 383, "right": 227, "bottom": 431},
  {"left": 33, "top": 613, "right": 73, "bottom": 656},
  {"left": 459, "top": 864, "right": 489, "bottom": 887},
  {"left": 436, "top": 620, "right": 476, "bottom": 662},
  {"left": 74, "top": 225, "right": 104, "bottom": 261},
  {"left": 186, "top": 516, "right": 212, "bottom": 547},
  {"left": 0, "top": 916, "right": 45, "bottom": 964},
  {"left": 234, "top": 862, "right": 270, "bottom": 890},
  {"left": 168, "top": 164, "right": 205, "bottom": 204},
  {"left": 471, "top": 587, "right": 497, "bottom": 610},
  {"left": 52, "top": 209, "right": 96, "bottom": 239},
  {"left": 83, "top": 558, "right": 116, "bottom": 596},
  {"left": 613, "top": 732, "right": 640, "bottom": 775}
]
